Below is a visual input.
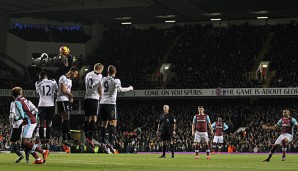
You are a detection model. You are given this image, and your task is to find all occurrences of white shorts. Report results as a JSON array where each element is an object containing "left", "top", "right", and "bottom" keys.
[
  {"left": 21, "top": 123, "right": 37, "bottom": 139},
  {"left": 12, "top": 120, "right": 23, "bottom": 129},
  {"left": 213, "top": 136, "right": 224, "bottom": 144},
  {"left": 34, "top": 127, "right": 40, "bottom": 137},
  {"left": 194, "top": 132, "right": 209, "bottom": 143},
  {"left": 274, "top": 133, "right": 293, "bottom": 145}
]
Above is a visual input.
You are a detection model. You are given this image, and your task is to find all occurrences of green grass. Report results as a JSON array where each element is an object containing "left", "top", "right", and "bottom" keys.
[{"left": 0, "top": 153, "right": 298, "bottom": 171}]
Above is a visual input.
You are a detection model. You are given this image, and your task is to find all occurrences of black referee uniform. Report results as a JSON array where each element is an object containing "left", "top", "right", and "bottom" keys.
[
  {"left": 158, "top": 112, "right": 176, "bottom": 158},
  {"left": 159, "top": 113, "right": 176, "bottom": 141}
]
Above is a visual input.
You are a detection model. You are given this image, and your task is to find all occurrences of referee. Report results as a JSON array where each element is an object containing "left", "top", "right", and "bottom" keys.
[{"left": 157, "top": 105, "right": 177, "bottom": 158}]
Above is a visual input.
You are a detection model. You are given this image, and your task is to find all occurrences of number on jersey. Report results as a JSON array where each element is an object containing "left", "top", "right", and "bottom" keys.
[
  {"left": 103, "top": 81, "right": 109, "bottom": 92},
  {"left": 87, "top": 78, "right": 93, "bottom": 89},
  {"left": 42, "top": 85, "right": 51, "bottom": 96}
]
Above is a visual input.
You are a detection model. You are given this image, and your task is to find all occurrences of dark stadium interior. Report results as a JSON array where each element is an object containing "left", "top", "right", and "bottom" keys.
[
  {"left": 2, "top": 0, "right": 298, "bottom": 24},
  {"left": 4, "top": 23, "right": 298, "bottom": 89},
  {"left": 0, "top": 0, "right": 298, "bottom": 156}
]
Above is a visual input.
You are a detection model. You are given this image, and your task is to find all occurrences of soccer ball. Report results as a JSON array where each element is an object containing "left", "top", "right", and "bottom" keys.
[{"left": 59, "top": 46, "right": 70, "bottom": 56}]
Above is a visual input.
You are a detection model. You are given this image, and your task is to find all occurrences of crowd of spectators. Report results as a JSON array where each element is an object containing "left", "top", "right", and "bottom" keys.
[
  {"left": 9, "top": 23, "right": 90, "bottom": 43},
  {"left": 0, "top": 115, "right": 10, "bottom": 151},
  {"left": 88, "top": 25, "right": 268, "bottom": 89},
  {"left": 167, "top": 24, "right": 268, "bottom": 89},
  {"left": 263, "top": 23, "right": 298, "bottom": 87},
  {"left": 88, "top": 23, "right": 298, "bottom": 89},
  {"left": 87, "top": 27, "right": 176, "bottom": 89}
]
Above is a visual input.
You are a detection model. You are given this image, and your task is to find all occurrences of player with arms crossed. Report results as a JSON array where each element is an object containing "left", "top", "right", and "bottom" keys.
[
  {"left": 35, "top": 71, "right": 58, "bottom": 148},
  {"left": 12, "top": 87, "right": 49, "bottom": 164},
  {"left": 211, "top": 117, "right": 228, "bottom": 154},
  {"left": 192, "top": 106, "right": 213, "bottom": 159},
  {"left": 157, "top": 105, "right": 177, "bottom": 158},
  {"left": 56, "top": 67, "right": 79, "bottom": 146},
  {"left": 97, "top": 65, "right": 133, "bottom": 153},
  {"left": 262, "top": 109, "right": 298, "bottom": 162},
  {"left": 84, "top": 63, "right": 104, "bottom": 148}
]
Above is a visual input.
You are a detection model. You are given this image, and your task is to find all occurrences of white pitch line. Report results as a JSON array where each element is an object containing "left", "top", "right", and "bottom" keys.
[
  {"left": 49, "top": 158, "right": 298, "bottom": 170},
  {"left": 56, "top": 160, "right": 155, "bottom": 167}
]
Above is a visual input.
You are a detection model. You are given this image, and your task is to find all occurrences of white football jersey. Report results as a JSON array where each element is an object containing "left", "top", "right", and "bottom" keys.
[
  {"left": 100, "top": 76, "right": 121, "bottom": 104},
  {"left": 35, "top": 79, "right": 58, "bottom": 107},
  {"left": 57, "top": 75, "right": 72, "bottom": 101},
  {"left": 85, "top": 71, "right": 102, "bottom": 100},
  {"left": 9, "top": 101, "right": 22, "bottom": 128}
]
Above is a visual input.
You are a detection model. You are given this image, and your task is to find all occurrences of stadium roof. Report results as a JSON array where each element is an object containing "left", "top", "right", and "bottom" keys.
[{"left": 0, "top": 0, "right": 297, "bottom": 24}]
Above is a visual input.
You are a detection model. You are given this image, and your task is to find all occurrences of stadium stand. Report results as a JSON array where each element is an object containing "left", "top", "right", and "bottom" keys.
[
  {"left": 8, "top": 23, "right": 298, "bottom": 90},
  {"left": 263, "top": 24, "right": 298, "bottom": 87},
  {"left": 88, "top": 27, "right": 176, "bottom": 89},
  {"left": 166, "top": 24, "right": 267, "bottom": 88}
]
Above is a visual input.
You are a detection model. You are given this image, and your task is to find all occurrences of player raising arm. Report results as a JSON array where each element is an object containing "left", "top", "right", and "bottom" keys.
[
  {"left": 262, "top": 109, "right": 298, "bottom": 162},
  {"left": 97, "top": 65, "right": 133, "bottom": 153}
]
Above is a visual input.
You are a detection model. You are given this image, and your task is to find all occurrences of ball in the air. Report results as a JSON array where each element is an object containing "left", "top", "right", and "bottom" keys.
[{"left": 59, "top": 46, "right": 70, "bottom": 56}]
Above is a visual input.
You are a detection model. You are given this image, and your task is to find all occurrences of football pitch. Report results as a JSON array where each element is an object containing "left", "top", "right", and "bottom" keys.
[{"left": 0, "top": 153, "right": 298, "bottom": 171}]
